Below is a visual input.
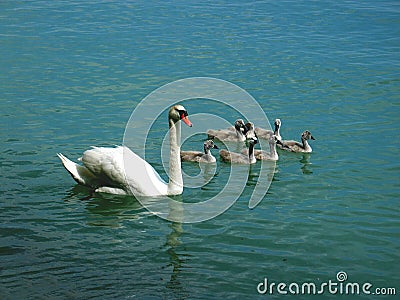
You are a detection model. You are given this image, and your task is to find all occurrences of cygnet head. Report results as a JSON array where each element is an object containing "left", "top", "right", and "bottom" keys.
[
  {"left": 204, "top": 140, "right": 218, "bottom": 151},
  {"left": 274, "top": 119, "right": 281, "bottom": 128},
  {"left": 302, "top": 130, "right": 315, "bottom": 141},
  {"left": 169, "top": 104, "right": 192, "bottom": 127},
  {"left": 234, "top": 119, "right": 246, "bottom": 133},
  {"left": 244, "top": 122, "right": 257, "bottom": 140},
  {"left": 244, "top": 122, "right": 255, "bottom": 135}
]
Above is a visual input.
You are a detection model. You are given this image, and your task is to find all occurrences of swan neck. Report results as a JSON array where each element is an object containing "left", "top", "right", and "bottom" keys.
[
  {"left": 302, "top": 138, "right": 312, "bottom": 152},
  {"left": 248, "top": 143, "right": 256, "bottom": 163},
  {"left": 274, "top": 125, "right": 281, "bottom": 140},
  {"left": 204, "top": 146, "right": 210, "bottom": 155},
  {"left": 236, "top": 129, "right": 245, "bottom": 140},
  {"left": 270, "top": 141, "right": 278, "bottom": 159},
  {"left": 301, "top": 137, "right": 307, "bottom": 149},
  {"left": 168, "top": 119, "right": 183, "bottom": 195}
]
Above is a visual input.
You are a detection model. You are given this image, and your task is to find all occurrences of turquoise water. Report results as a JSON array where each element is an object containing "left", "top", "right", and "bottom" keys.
[{"left": 1, "top": 1, "right": 399, "bottom": 299}]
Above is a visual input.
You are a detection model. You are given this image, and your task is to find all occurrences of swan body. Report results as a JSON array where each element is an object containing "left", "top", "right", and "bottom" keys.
[
  {"left": 207, "top": 119, "right": 247, "bottom": 142},
  {"left": 220, "top": 134, "right": 258, "bottom": 164},
  {"left": 57, "top": 146, "right": 166, "bottom": 195},
  {"left": 180, "top": 140, "right": 218, "bottom": 163},
  {"left": 58, "top": 105, "right": 192, "bottom": 196},
  {"left": 278, "top": 130, "right": 315, "bottom": 153},
  {"left": 255, "top": 119, "right": 282, "bottom": 141}
]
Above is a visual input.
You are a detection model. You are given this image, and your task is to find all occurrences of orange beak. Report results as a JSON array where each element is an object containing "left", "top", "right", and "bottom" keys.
[{"left": 181, "top": 114, "right": 192, "bottom": 127}]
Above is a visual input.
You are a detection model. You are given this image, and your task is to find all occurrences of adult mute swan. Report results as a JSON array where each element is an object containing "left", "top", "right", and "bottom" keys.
[
  {"left": 277, "top": 130, "right": 315, "bottom": 153},
  {"left": 180, "top": 140, "right": 219, "bottom": 163},
  {"left": 57, "top": 104, "right": 192, "bottom": 196}
]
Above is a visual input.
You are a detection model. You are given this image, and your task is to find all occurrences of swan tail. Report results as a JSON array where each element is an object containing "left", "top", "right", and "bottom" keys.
[{"left": 57, "top": 153, "right": 97, "bottom": 186}]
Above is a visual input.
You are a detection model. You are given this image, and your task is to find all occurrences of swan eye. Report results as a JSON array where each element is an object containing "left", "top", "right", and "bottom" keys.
[
  {"left": 176, "top": 108, "right": 192, "bottom": 127},
  {"left": 177, "top": 110, "right": 188, "bottom": 119}
]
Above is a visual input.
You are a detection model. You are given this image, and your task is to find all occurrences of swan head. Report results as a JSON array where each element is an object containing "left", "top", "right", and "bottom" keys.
[
  {"left": 244, "top": 122, "right": 255, "bottom": 134},
  {"left": 169, "top": 104, "right": 192, "bottom": 127},
  {"left": 234, "top": 119, "right": 246, "bottom": 133},
  {"left": 272, "top": 119, "right": 282, "bottom": 141},
  {"left": 204, "top": 140, "right": 218, "bottom": 151},
  {"left": 302, "top": 130, "right": 315, "bottom": 141},
  {"left": 244, "top": 122, "right": 257, "bottom": 139},
  {"left": 274, "top": 119, "right": 282, "bottom": 133},
  {"left": 245, "top": 125, "right": 258, "bottom": 146}
]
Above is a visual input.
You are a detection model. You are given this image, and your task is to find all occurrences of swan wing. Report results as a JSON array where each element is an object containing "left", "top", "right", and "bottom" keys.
[
  {"left": 220, "top": 149, "right": 248, "bottom": 164},
  {"left": 255, "top": 127, "right": 273, "bottom": 139},
  {"left": 278, "top": 140, "right": 301, "bottom": 152},
  {"left": 81, "top": 146, "right": 125, "bottom": 187},
  {"left": 207, "top": 129, "right": 223, "bottom": 139},
  {"left": 81, "top": 146, "right": 167, "bottom": 196},
  {"left": 207, "top": 126, "right": 236, "bottom": 140},
  {"left": 180, "top": 151, "right": 203, "bottom": 162}
]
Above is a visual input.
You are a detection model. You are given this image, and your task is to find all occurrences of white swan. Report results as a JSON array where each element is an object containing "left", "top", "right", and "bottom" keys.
[
  {"left": 278, "top": 130, "right": 315, "bottom": 153},
  {"left": 254, "top": 118, "right": 282, "bottom": 141},
  {"left": 207, "top": 119, "right": 247, "bottom": 142},
  {"left": 57, "top": 104, "right": 192, "bottom": 196},
  {"left": 180, "top": 140, "right": 219, "bottom": 163}
]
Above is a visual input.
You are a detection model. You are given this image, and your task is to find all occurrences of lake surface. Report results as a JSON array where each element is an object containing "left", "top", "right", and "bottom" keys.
[{"left": 1, "top": 1, "right": 399, "bottom": 299}]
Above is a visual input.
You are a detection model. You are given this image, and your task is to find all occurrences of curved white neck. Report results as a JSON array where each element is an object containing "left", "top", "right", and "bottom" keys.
[{"left": 168, "top": 119, "right": 183, "bottom": 195}]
